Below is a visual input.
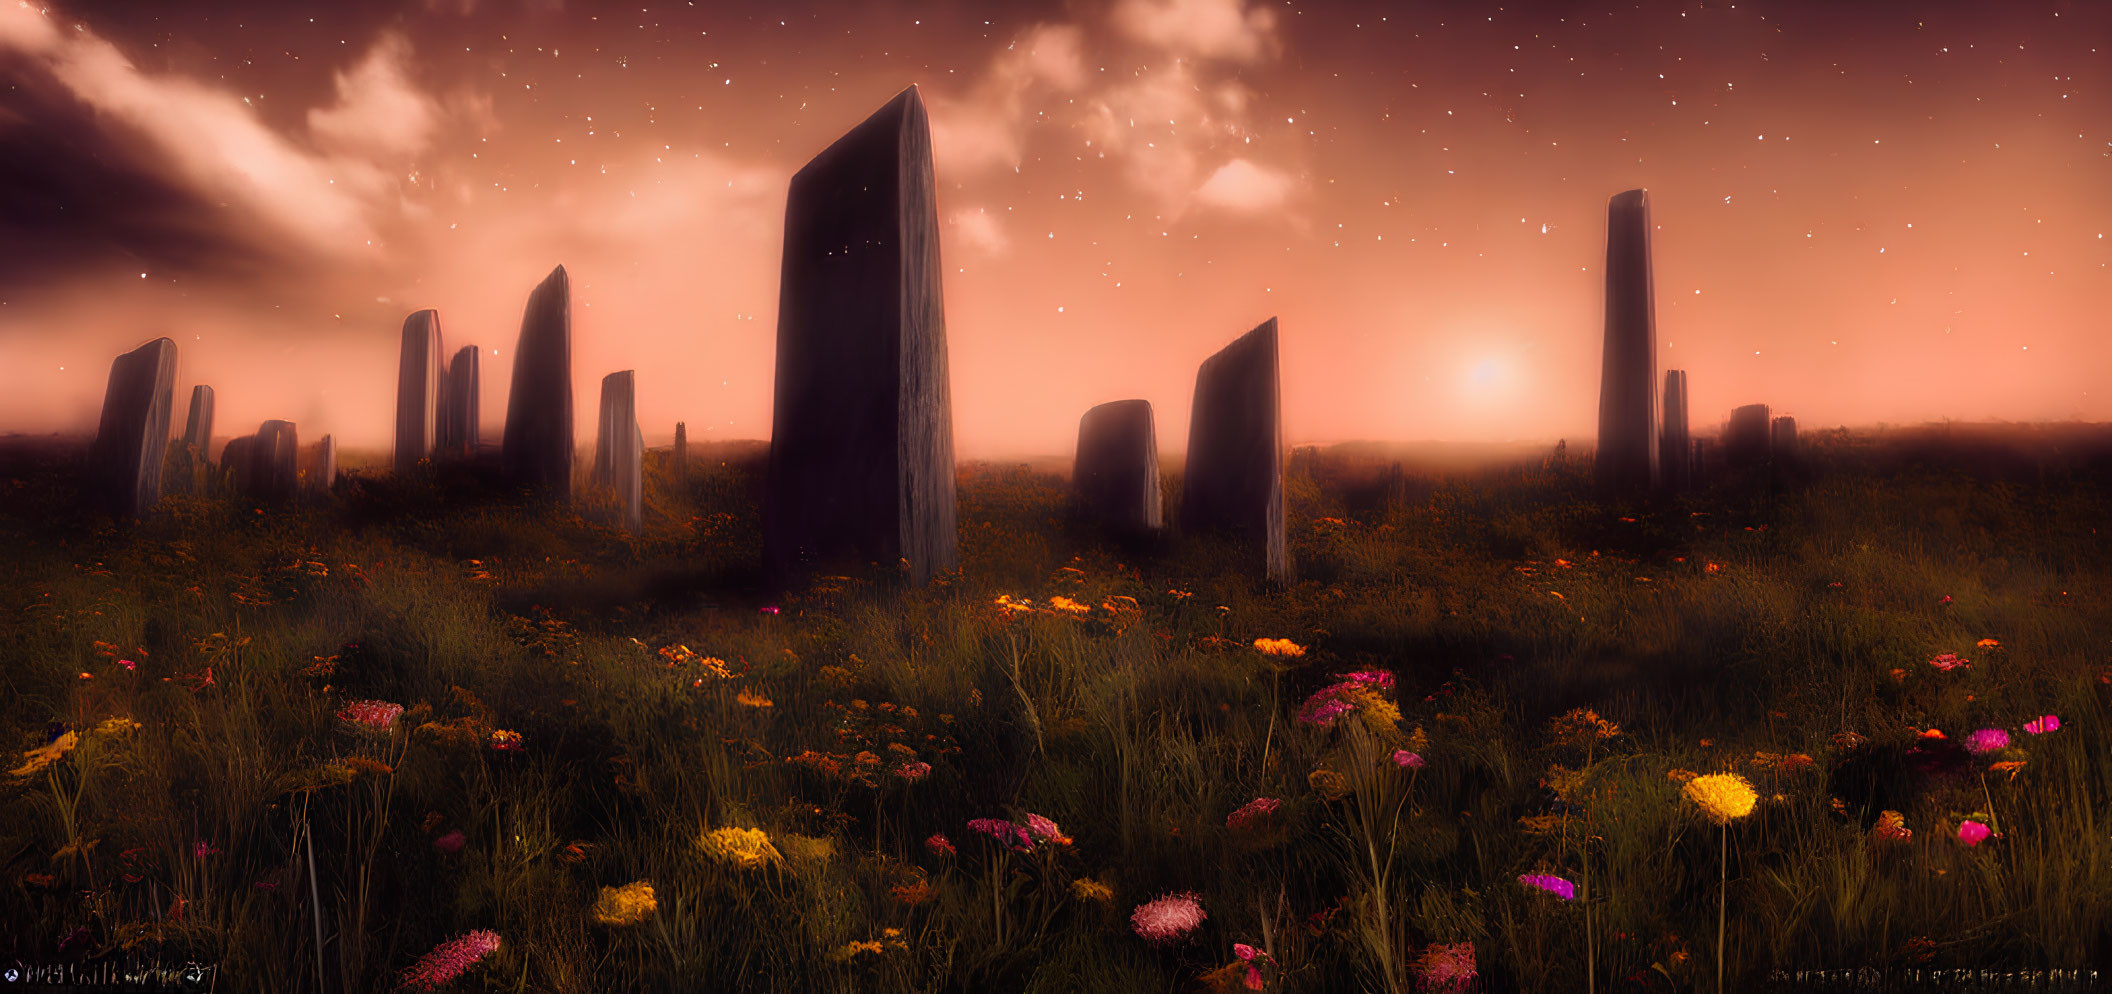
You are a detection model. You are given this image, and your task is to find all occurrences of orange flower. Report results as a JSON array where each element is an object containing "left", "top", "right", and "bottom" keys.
[
  {"left": 1975, "top": 638, "right": 2001, "bottom": 648},
  {"left": 1252, "top": 638, "right": 1306, "bottom": 657}
]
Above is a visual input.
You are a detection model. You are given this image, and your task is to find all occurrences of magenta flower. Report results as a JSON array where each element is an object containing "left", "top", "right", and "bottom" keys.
[
  {"left": 759, "top": 605, "right": 780, "bottom": 615},
  {"left": 432, "top": 830, "right": 465, "bottom": 854},
  {"left": 1130, "top": 891, "right": 1206, "bottom": 944},
  {"left": 1233, "top": 943, "right": 1259, "bottom": 961},
  {"left": 1296, "top": 692, "right": 1355, "bottom": 727},
  {"left": 1964, "top": 728, "right": 2010, "bottom": 755},
  {"left": 1233, "top": 942, "right": 1273, "bottom": 990},
  {"left": 1941, "top": 595, "right": 1953, "bottom": 605},
  {"left": 2023, "top": 714, "right": 2060, "bottom": 735},
  {"left": 193, "top": 841, "right": 218, "bottom": 859},
  {"left": 1024, "top": 813, "right": 1072, "bottom": 845},
  {"left": 893, "top": 761, "right": 932, "bottom": 783},
  {"left": 924, "top": 833, "right": 955, "bottom": 858},
  {"left": 399, "top": 930, "right": 500, "bottom": 990},
  {"left": 1338, "top": 670, "right": 1395, "bottom": 690},
  {"left": 967, "top": 818, "right": 1034, "bottom": 851},
  {"left": 1927, "top": 653, "right": 1970, "bottom": 672},
  {"left": 1393, "top": 750, "right": 1426, "bottom": 769},
  {"left": 337, "top": 700, "right": 404, "bottom": 731},
  {"left": 1518, "top": 874, "right": 1576, "bottom": 900},
  {"left": 1226, "top": 797, "right": 1281, "bottom": 832},
  {"left": 1957, "top": 820, "right": 1992, "bottom": 847},
  {"left": 1414, "top": 941, "right": 1479, "bottom": 993},
  {"left": 118, "top": 659, "right": 136, "bottom": 671}
]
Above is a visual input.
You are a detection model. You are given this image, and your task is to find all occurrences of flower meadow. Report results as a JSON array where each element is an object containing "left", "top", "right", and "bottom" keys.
[{"left": 1, "top": 434, "right": 2109, "bottom": 992}]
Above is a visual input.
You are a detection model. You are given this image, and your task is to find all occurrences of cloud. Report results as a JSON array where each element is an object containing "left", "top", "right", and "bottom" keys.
[
  {"left": 928, "top": 24, "right": 1086, "bottom": 177},
  {"left": 1111, "top": 0, "right": 1280, "bottom": 63},
  {"left": 949, "top": 208, "right": 1011, "bottom": 257},
  {"left": 1193, "top": 158, "right": 1297, "bottom": 213},
  {"left": 308, "top": 33, "right": 441, "bottom": 161}
]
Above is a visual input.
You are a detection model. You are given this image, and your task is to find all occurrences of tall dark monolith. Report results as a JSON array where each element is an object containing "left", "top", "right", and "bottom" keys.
[
  {"left": 672, "top": 422, "right": 688, "bottom": 478},
  {"left": 221, "top": 435, "right": 256, "bottom": 496},
  {"left": 438, "top": 345, "right": 480, "bottom": 457},
  {"left": 395, "top": 310, "right": 444, "bottom": 472},
  {"left": 763, "top": 85, "right": 957, "bottom": 587},
  {"left": 593, "top": 370, "right": 643, "bottom": 533},
  {"left": 308, "top": 435, "right": 338, "bottom": 494},
  {"left": 1771, "top": 416, "right": 1798, "bottom": 458},
  {"left": 1660, "top": 369, "right": 1691, "bottom": 492},
  {"left": 1596, "top": 189, "right": 1659, "bottom": 495},
  {"left": 90, "top": 337, "right": 177, "bottom": 517},
  {"left": 1073, "top": 399, "right": 1161, "bottom": 535},
  {"left": 182, "top": 385, "right": 214, "bottom": 454},
  {"left": 253, "top": 420, "right": 299, "bottom": 504},
  {"left": 1181, "top": 318, "right": 1286, "bottom": 583},
  {"left": 1724, "top": 404, "right": 1773, "bottom": 467},
  {"left": 503, "top": 266, "right": 574, "bottom": 497}
]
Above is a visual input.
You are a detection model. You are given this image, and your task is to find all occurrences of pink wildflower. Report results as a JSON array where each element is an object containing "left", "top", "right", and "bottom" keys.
[
  {"left": 1393, "top": 750, "right": 1425, "bottom": 769},
  {"left": 1130, "top": 891, "right": 1206, "bottom": 944},
  {"left": 1234, "top": 943, "right": 1259, "bottom": 961},
  {"left": 1518, "top": 874, "right": 1575, "bottom": 900},
  {"left": 1964, "top": 729, "right": 2009, "bottom": 755},
  {"left": 923, "top": 833, "right": 955, "bottom": 857},
  {"left": 2023, "top": 715, "right": 2061, "bottom": 735},
  {"left": 193, "top": 841, "right": 218, "bottom": 859},
  {"left": 967, "top": 818, "right": 1034, "bottom": 851},
  {"left": 432, "top": 830, "right": 465, "bottom": 854},
  {"left": 1024, "top": 813, "right": 1072, "bottom": 845},
  {"left": 759, "top": 605, "right": 781, "bottom": 615},
  {"left": 1957, "top": 820, "right": 1992, "bottom": 847},
  {"left": 1296, "top": 689, "right": 1356, "bottom": 727},
  {"left": 337, "top": 700, "right": 404, "bottom": 731},
  {"left": 399, "top": 930, "right": 500, "bottom": 990},
  {"left": 893, "top": 761, "right": 932, "bottom": 783},
  {"left": 1338, "top": 670, "right": 1395, "bottom": 690},
  {"left": 118, "top": 659, "right": 136, "bottom": 671},
  {"left": 1226, "top": 797, "right": 1281, "bottom": 832},
  {"left": 1927, "top": 653, "right": 1970, "bottom": 672},
  {"left": 1413, "top": 942, "right": 1479, "bottom": 993}
]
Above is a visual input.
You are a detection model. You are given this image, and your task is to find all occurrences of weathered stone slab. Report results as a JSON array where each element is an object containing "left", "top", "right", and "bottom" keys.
[
  {"left": 182, "top": 385, "right": 214, "bottom": 454},
  {"left": 1724, "top": 404, "right": 1773, "bottom": 466},
  {"left": 1073, "top": 399, "right": 1161, "bottom": 534},
  {"left": 1180, "top": 318, "right": 1286, "bottom": 582},
  {"left": 221, "top": 435, "right": 255, "bottom": 496},
  {"left": 395, "top": 309, "right": 444, "bottom": 472},
  {"left": 1596, "top": 189, "right": 1660, "bottom": 495},
  {"left": 763, "top": 85, "right": 957, "bottom": 587},
  {"left": 438, "top": 345, "right": 480, "bottom": 457},
  {"left": 502, "top": 266, "right": 574, "bottom": 496},
  {"left": 1660, "top": 369, "right": 1691, "bottom": 492},
  {"left": 90, "top": 337, "right": 177, "bottom": 517},
  {"left": 308, "top": 434, "right": 337, "bottom": 494},
  {"left": 1771, "top": 416, "right": 1798, "bottom": 458},
  {"left": 253, "top": 420, "right": 299, "bottom": 504},
  {"left": 593, "top": 370, "right": 643, "bottom": 532},
  {"left": 673, "top": 422, "right": 687, "bottom": 478}
]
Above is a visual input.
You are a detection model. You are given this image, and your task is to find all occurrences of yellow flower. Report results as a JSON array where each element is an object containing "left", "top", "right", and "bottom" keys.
[
  {"left": 1049, "top": 596, "right": 1091, "bottom": 614},
  {"left": 1871, "top": 810, "right": 1913, "bottom": 845},
  {"left": 1253, "top": 637, "right": 1306, "bottom": 657},
  {"left": 1070, "top": 878, "right": 1114, "bottom": 903},
  {"left": 736, "top": 690, "right": 774, "bottom": 708},
  {"left": 1682, "top": 773, "right": 1759, "bottom": 825},
  {"left": 591, "top": 881, "right": 658, "bottom": 926},
  {"left": 696, "top": 827, "right": 782, "bottom": 869},
  {"left": 831, "top": 940, "right": 885, "bottom": 963},
  {"left": 1308, "top": 767, "right": 1350, "bottom": 801},
  {"left": 10, "top": 732, "right": 78, "bottom": 778}
]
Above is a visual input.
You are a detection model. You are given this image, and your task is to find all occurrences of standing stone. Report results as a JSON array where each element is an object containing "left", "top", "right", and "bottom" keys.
[
  {"left": 593, "top": 370, "right": 643, "bottom": 532},
  {"left": 502, "top": 266, "right": 574, "bottom": 496},
  {"left": 395, "top": 310, "right": 444, "bottom": 472},
  {"left": 1724, "top": 404, "right": 1774, "bottom": 467},
  {"left": 672, "top": 422, "right": 688, "bottom": 479},
  {"left": 1073, "top": 399, "right": 1162, "bottom": 535},
  {"left": 1660, "top": 369, "right": 1691, "bottom": 492},
  {"left": 1181, "top": 318, "right": 1286, "bottom": 583},
  {"left": 438, "top": 345, "right": 480, "bottom": 458},
  {"left": 763, "top": 85, "right": 957, "bottom": 587},
  {"left": 221, "top": 435, "right": 256, "bottom": 496},
  {"left": 1690, "top": 437, "right": 1712, "bottom": 486},
  {"left": 253, "top": 420, "right": 299, "bottom": 504},
  {"left": 1596, "top": 189, "right": 1660, "bottom": 495},
  {"left": 90, "top": 337, "right": 177, "bottom": 517},
  {"left": 182, "top": 385, "right": 215, "bottom": 455},
  {"left": 308, "top": 435, "right": 338, "bottom": 494},
  {"left": 1771, "top": 416, "right": 1798, "bottom": 458}
]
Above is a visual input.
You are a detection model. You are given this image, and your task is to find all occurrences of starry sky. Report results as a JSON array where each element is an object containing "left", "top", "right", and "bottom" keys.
[{"left": 1, "top": 0, "right": 2106, "bottom": 458}]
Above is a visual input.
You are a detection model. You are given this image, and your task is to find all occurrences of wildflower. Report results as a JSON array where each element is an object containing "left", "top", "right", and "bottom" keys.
[
  {"left": 399, "top": 930, "right": 500, "bottom": 991},
  {"left": 1339, "top": 669, "right": 1393, "bottom": 688},
  {"left": 967, "top": 818, "right": 1035, "bottom": 851},
  {"left": 1965, "top": 729, "right": 2010, "bottom": 755},
  {"left": 1226, "top": 797, "right": 1281, "bottom": 832},
  {"left": 2023, "top": 715, "right": 2060, "bottom": 735},
  {"left": 1049, "top": 596, "right": 1091, "bottom": 614},
  {"left": 1940, "top": 595, "right": 1953, "bottom": 605},
  {"left": 1131, "top": 891, "right": 1207, "bottom": 944},
  {"left": 488, "top": 729, "right": 524, "bottom": 752},
  {"left": 1548, "top": 707, "right": 1622, "bottom": 749},
  {"left": 1412, "top": 942, "right": 1478, "bottom": 993},
  {"left": 1297, "top": 696, "right": 1354, "bottom": 727},
  {"left": 830, "top": 940, "right": 887, "bottom": 963},
  {"left": 1024, "top": 813, "right": 1073, "bottom": 846},
  {"left": 892, "top": 879, "right": 934, "bottom": 905},
  {"left": 10, "top": 732, "right": 78, "bottom": 778},
  {"left": 1871, "top": 810, "right": 1912, "bottom": 845},
  {"left": 1956, "top": 820, "right": 1992, "bottom": 847},
  {"left": 118, "top": 659, "right": 136, "bottom": 671},
  {"left": 737, "top": 690, "right": 774, "bottom": 708},
  {"left": 1253, "top": 638, "right": 1306, "bottom": 657},
  {"left": 1307, "top": 768, "right": 1350, "bottom": 801},
  {"left": 1232, "top": 942, "right": 1275, "bottom": 990},
  {"left": 1988, "top": 759, "right": 2027, "bottom": 780},
  {"left": 433, "top": 830, "right": 465, "bottom": 854},
  {"left": 697, "top": 827, "right": 781, "bottom": 869},
  {"left": 560, "top": 841, "right": 595, "bottom": 863},
  {"left": 1928, "top": 653, "right": 1969, "bottom": 672},
  {"left": 1683, "top": 773, "right": 1759, "bottom": 825},
  {"left": 337, "top": 700, "right": 403, "bottom": 731},
  {"left": 1393, "top": 750, "right": 1425, "bottom": 769},
  {"left": 1072, "top": 878, "right": 1114, "bottom": 902},
  {"left": 193, "top": 841, "right": 218, "bottom": 859},
  {"left": 924, "top": 833, "right": 956, "bottom": 857},
  {"left": 893, "top": 761, "right": 932, "bottom": 782},
  {"left": 591, "top": 881, "right": 658, "bottom": 926},
  {"left": 759, "top": 605, "right": 780, "bottom": 615},
  {"left": 1518, "top": 874, "right": 1576, "bottom": 900},
  {"left": 1976, "top": 638, "right": 2000, "bottom": 648}
]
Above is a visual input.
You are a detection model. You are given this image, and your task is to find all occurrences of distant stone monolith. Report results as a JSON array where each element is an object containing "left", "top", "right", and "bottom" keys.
[
  {"left": 502, "top": 267, "right": 574, "bottom": 496},
  {"left": 1596, "top": 189, "right": 1660, "bottom": 495},
  {"left": 182, "top": 385, "right": 214, "bottom": 455},
  {"left": 438, "top": 345, "right": 480, "bottom": 457},
  {"left": 1181, "top": 318, "right": 1286, "bottom": 583},
  {"left": 593, "top": 370, "right": 643, "bottom": 532},
  {"left": 1724, "top": 404, "right": 1774, "bottom": 467},
  {"left": 763, "top": 85, "right": 957, "bottom": 587},
  {"left": 395, "top": 310, "right": 444, "bottom": 472},
  {"left": 308, "top": 435, "right": 338, "bottom": 494},
  {"left": 1660, "top": 369, "right": 1691, "bottom": 492},
  {"left": 253, "top": 420, "right": 299, "bottom": 504},
  {"left": 672, "top": 422, "right": 688, "bottom": 478},
  {"left": 1772, "top": 416, "right": 1798, "bottom": 458},
  {"left": 90, "top": 337, "right": 177, "bottom": 517},
  {"left": 1073, "top": 399, "right": 1162, "bottom": 535},
  {"left": 221, "top": 435, "right": 256, "bottom": 495}
]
